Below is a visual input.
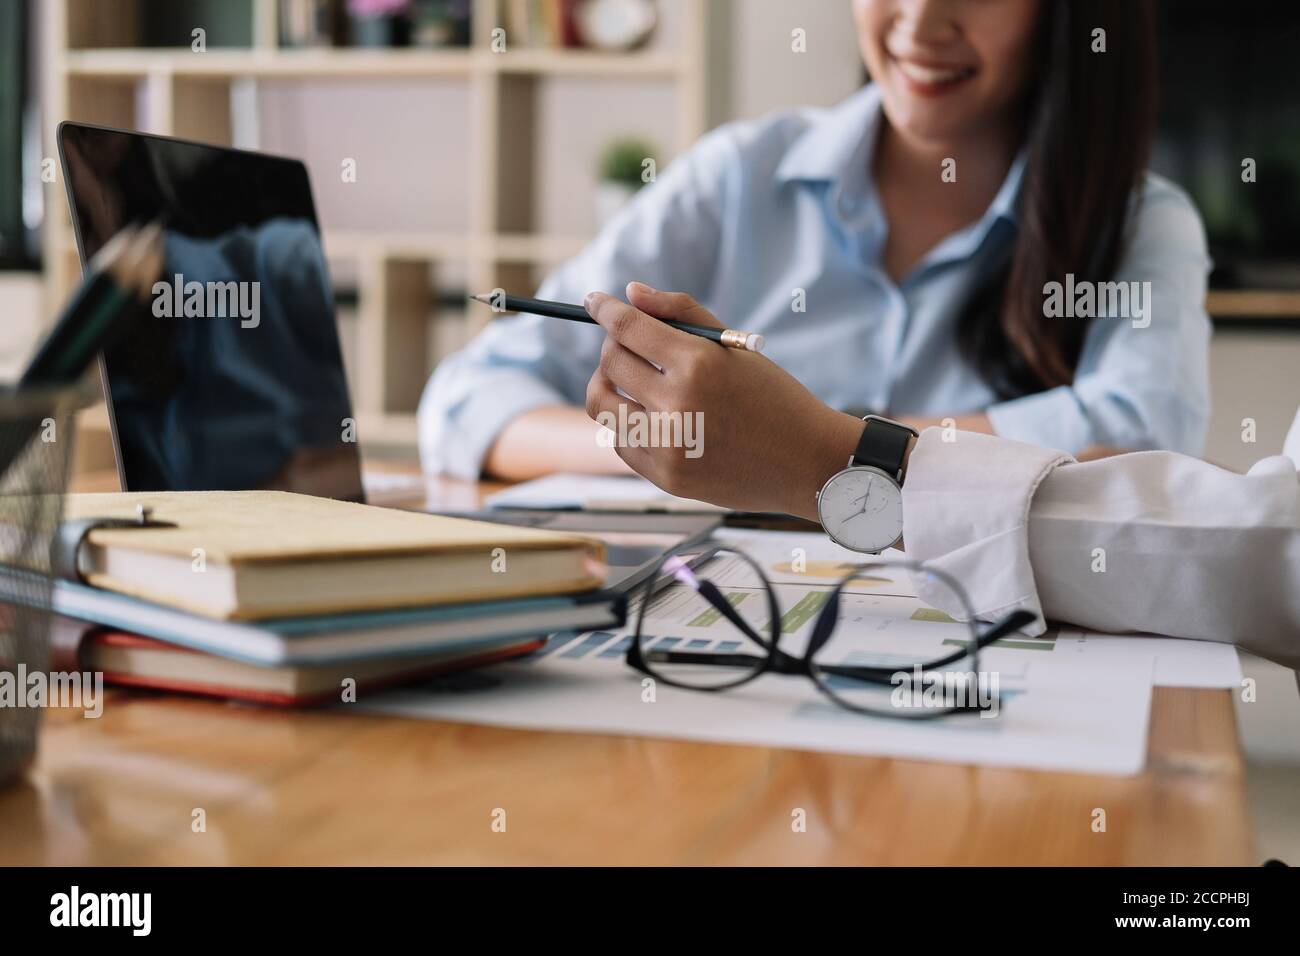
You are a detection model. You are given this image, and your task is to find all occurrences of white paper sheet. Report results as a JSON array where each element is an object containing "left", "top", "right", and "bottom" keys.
[
  {"left": 355, "top": 528, "right": 1240, "bottom": 775},
  {"left": 485, "top": 473, "right": 726, "bottom": 512},
  {"left": 1052, "top": 629, "right": 1242, "bottom": 689},
  {"left": 360, "top": 573, "right": 1157, "bottom": 776},
  {"left": 360, "top": 631, "right": 1155, "bottom": 776}
]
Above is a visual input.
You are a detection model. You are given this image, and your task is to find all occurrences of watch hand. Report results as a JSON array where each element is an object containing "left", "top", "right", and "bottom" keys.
[{"left": 840, "top": 486, "right": 874, "bottom": 526}]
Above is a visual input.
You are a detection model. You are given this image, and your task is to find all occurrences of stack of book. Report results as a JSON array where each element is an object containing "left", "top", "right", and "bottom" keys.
[{"left": 27, "top": 490, "right": 622, "bottom": 706}]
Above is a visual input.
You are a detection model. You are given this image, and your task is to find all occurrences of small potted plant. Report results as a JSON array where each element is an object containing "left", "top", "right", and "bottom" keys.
[{"left": 595, "top": 137, "right": 658, "bottom": 227}]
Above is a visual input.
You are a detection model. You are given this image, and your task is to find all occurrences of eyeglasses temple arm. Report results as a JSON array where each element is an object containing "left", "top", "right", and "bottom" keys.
[
  {"left": 696, "top": 579, "right": 771, "bottom": 648},
  {"left": 815, "top": 609, "right": 1040, "bottom": 681},
  {"left": 975, "top": 609, "right": 1038, "bottom": 648}
]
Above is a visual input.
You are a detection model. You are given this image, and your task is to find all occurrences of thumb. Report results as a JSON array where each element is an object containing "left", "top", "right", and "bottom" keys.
[{"left": 626, "top": 282, "right": 723, "bottom": 329}]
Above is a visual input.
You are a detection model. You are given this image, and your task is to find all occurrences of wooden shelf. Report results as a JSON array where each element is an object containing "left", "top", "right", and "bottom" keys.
[
  {"left": 490, "top": 48, "right": 684, "bottom": 77},
  {"left": 1206, "top": 290, "right": 1300, "bottom": 319},
  {"left": 324, "top": 231, "right": 469, "bottom": 261},
  {"left": 489, "top": 233, "right": 589, "bottom": 263},
  {"left": 64, "top": 47, "right": 473, "bottom": 79},
  {"left": 62, "top": 46, "right": 683, "bottom": 80}
]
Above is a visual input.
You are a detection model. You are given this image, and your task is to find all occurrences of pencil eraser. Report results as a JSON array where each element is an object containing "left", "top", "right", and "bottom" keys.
[{"left": 745, "top": 333, "right": 765, "bottom": 353}]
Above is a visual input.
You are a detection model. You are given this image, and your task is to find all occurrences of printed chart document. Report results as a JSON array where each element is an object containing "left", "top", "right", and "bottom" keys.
[
  {"left": 713, "top": 528, "right": 916, "bottom": 591},
  {"left": 1053, "top": 629, "right": 1242, "bottom": 689},
  {"left": 361, "top": 567, "right": 1158, "bottom": 775},
  {"left": 715, "top": 530, "right": 1243, "bottom": 688}
]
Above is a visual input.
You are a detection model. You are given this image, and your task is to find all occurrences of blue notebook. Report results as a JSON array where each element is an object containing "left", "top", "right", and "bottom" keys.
[{"left": 5, "top": 574, "right": 623, "bottom": 667}]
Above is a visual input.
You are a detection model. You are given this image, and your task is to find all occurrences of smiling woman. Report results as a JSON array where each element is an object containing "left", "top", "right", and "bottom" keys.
[
  {"left": 419, "top": 0, "right": 1209, "bottom": 492},
  {"left": 890, "top": 0, "right": 1169, "bottom": 400}
]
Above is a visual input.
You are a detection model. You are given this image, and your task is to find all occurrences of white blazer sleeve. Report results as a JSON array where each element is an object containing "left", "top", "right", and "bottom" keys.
[
  {"left": 901, "top": 430, "right": 1071, "bottom": 630},
  {"left": 902, "top": 422, "right": 1300, "bottom": 668}
]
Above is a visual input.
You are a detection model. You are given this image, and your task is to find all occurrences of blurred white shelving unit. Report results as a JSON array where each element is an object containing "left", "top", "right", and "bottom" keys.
[{"left": 43, "top": 0, "right": 709, "bottom": 458}]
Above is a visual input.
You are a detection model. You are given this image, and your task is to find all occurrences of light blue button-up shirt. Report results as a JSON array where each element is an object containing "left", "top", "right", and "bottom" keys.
[{"left": 419, "top": 85, "right": 1211, "bottom": 478}]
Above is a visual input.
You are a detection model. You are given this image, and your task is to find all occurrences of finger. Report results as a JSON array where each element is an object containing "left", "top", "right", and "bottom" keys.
[
  {"left": 584, "top": 370, "right": 665, "bottom": 485},
  {"left": 585, "top": 292, "right": 694, "bottom": 366},
  {"left": 1075, "top": 445, "right": 1128, "bottom": 461},
  {"left": 626, "top": 282, "right": 724, "bottom": 329},
  {"left": 600, "top": 337, "right": 664, "bottom": 405},
  {"left": 611, "top": 437, "right": 656, "bottom": 481},
  {"left": 584, "top": 367, "right": 646, "bottom": 430}
]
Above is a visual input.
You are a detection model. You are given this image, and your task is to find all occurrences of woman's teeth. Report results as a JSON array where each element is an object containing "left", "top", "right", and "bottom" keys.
[{"left": 895, "top": 60, "right": 975, "bottom": 86}]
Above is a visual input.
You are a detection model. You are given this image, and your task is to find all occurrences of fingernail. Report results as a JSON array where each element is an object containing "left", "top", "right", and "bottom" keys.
[
  {"left": 629, "top": 281, "right": 656, "bottom": 294},
  {"left": 584, "top": 292, "right": 601, "bottom": 311}
]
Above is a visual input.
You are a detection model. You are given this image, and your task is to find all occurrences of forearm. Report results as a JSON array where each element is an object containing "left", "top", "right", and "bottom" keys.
[
  {"left": 780, "top": 411, "right": 920, "bottom": 523},
  {"left": 484, "top": 405, "right": 632, "bottom": 481},
  {"left": 759, "top": 410, "right": 861, "bottom": 521}
]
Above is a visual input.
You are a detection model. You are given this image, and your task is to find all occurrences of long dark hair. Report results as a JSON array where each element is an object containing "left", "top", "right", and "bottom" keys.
[{"left": 959, "top": 0, "right": 1158, "bottom": 398}]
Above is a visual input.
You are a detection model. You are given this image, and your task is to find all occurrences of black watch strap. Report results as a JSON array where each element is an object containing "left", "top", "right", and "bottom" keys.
[{"left": 851, "top": 415, "right": 918, "bottom": 483}]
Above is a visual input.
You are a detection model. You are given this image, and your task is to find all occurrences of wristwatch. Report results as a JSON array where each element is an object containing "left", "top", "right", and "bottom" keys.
[{"left": 815, "top": 414, "right": 919, "bottom": 554}]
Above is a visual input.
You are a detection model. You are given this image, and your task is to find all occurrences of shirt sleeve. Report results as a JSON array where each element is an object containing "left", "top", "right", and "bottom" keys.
[
  {"left": 903, "top": 425, "right": 1300, "bottom": 668},
  {"left": 901, "top": 429, "right": 1072, "bottom": 632},
  {"left": 417, "top": 129, "right": 738, "bottom": 478},
  {"left": 986, "top": 177, "right": 1212, "bottom": 456},
  {"left": 1025, "top": 447, "right": 1300, "bottom": 668}
]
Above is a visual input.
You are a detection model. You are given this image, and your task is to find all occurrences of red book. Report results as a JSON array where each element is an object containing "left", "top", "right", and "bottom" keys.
[
  {"left": 50, "top": 616, "right": 539, "bottom": 707},
  {"left": 559, "top": 0, "right": 582, "bottom": 47}
]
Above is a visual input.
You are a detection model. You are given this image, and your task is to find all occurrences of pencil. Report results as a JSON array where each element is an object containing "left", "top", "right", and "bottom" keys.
[
  {"left": 469, "top": 292, "right": 765, "bottom": 353},
  {"left": 20, "top": 221, "right": 164, "bottom": 389},
  {"left": 3, "top": 222, "right": 164, "bottom": 477}
]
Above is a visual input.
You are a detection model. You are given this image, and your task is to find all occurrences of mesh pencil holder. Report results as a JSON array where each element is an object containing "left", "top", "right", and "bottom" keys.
[{"left": 0, "top": 386, "right": 88, "bottom": 788}]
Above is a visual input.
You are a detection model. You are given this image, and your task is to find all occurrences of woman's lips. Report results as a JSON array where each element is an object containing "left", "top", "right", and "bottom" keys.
[{"left": 891, "top": 57, "right": 977, "bottom": 95}]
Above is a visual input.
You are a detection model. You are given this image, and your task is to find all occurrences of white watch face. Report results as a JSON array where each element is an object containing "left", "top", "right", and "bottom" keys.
[{"left": 817, "top": 467, "right": 904, "bottom": 553}]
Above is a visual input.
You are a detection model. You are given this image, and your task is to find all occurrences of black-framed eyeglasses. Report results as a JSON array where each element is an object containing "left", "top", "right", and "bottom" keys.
[{"left": 625, "top": 545, "right": 1035, "bottom": 720}]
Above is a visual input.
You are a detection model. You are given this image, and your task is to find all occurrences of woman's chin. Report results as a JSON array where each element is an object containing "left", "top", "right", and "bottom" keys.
[{"left": 883, "top": 106, "right": 975, "bottom": 151}]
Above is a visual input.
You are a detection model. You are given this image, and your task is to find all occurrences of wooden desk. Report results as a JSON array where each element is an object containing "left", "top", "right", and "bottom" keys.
[{"left": 0, "top": 473, "right": 1255, "bottom": 865}]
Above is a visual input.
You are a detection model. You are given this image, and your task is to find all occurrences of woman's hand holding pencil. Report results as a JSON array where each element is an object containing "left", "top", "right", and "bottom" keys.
[{"left": 577, "top": 282, "right": 864, "bottom": 521}]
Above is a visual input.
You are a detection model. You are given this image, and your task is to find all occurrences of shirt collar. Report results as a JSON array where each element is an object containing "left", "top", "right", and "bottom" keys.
[
  {"left": 775, "top": 85, "right": 884, "bottom": 191},
  {"left": 985, "top": 150, "right": 1027, "bottom": 226},
  {"left": 775, "top": 83, "right": 1028, "bottom": 235},
  {"left": 931, "top": 149, "right": 1026, "bottom": 265}
]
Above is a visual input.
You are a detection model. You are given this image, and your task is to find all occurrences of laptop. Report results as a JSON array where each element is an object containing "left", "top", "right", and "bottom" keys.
[{"left": 58, "top": 123, "right": 716, "bottom": 590}]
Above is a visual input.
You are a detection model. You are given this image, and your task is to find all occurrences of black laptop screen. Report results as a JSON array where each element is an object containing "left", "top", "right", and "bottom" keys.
[{"left": 59, "top": 124, "right": 364, "bottom": 501}]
